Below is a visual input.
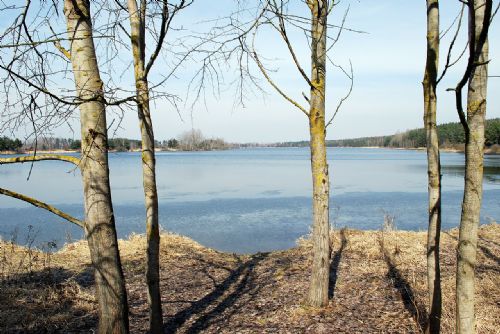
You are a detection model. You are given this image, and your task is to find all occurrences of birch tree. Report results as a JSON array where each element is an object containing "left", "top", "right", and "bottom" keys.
[
  {"left": 0, "top": 1, "right": 132, "bottom": 331},
  {"left": 423, "top": 1, "right": 442, "bottom": 332},
  {"left": 423, "top": 3, "right": 470, "bottom": 331},
  {"left": 449, "top": 1, "right": 493, "bottom": 332},
  {"left": 64, "top": 1, "right": 129, "bottom": 331},
  {"left": 122, "top": 1, "right": 192, "bottom": 332}
]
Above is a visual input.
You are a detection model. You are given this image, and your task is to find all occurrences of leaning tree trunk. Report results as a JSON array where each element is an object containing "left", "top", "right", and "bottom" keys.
[
  {"left": 307, "top": 0, "right": 330, "bottom": 308},
  {"left": 423, "top": 1, "right": 442, "bottom": 332},
  {"left": 456, "top": 1, "right": 490, "bottom": 333},
  {"left": 64, "top": 0, "right": 129, "bottom": 332},
  {"left": 127, "top": 1, "right": 163, "bottom": 332}
]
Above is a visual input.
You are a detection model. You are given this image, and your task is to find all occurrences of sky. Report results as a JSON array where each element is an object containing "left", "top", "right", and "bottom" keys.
[{"left": 2, "top": 1, "right": 500, "bottom": 143}]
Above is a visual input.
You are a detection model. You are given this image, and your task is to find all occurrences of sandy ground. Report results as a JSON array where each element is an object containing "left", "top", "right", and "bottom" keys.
[{"left": 1, "top": 224, "right": 499, "bottom": 333}]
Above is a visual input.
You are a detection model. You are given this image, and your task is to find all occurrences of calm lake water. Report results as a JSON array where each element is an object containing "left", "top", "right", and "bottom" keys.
[{"left": 1, "top": 148, "right": 499, "bottom": 253}]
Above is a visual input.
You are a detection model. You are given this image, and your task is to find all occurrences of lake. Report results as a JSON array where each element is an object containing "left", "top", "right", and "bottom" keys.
[{"left": 1, "top": 148, "right": 499, "bottom": 253}]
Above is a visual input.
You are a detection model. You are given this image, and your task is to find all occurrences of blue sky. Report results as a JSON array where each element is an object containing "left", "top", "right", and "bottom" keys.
[
  {"left": 134, "top": 1, "right": 500, "bottom": 142},
  {"left": 3, "top": 1, "right": 500, "bottom": 143}
]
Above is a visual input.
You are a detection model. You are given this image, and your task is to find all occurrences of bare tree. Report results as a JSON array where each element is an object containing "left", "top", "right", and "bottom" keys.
[
  {"left": 302, "top": 0, "right": 331, "bottom": 307},
  {"left": 201, "top": 0, "right": 355, "bottom": 307},
  {"left": 0, "top": 1, "right": 131, "bottom": 331},
  {"left": 449, "top": 1, "right": 493, "bottom": 333},
  {"left": 64, "top": 1, "right": 129, "bottom": 331},
  {"left": 423, "top": 3, "right": 469, "bottom": 332},
  {"left": 178, "top": 128, "right": 204, "bottom": 150},
  {"left": 122, "top": 1, "right": 192, "bottom": 331},
  {"left": 423, "top": 1, "right": 442, "bottom": 332}
]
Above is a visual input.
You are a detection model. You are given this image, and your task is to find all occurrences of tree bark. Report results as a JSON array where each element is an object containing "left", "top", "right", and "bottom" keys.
[
  {"left": 307, "top": 0, "right": 330, "bottom": 308},
  {"left": 64, "top": 0, "right": 129, "bottom": 332},
  {"left": 423, "top": 1, "right": 442, "bottom": 332},
  {"left": 456, "top": 1, "right": 490, "bottom": 333},
  {"left": 127, "top": 1, "right": 163, "bottom": 332}
]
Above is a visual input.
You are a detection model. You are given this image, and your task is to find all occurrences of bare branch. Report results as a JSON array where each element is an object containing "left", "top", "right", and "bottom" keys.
[
  {"left": 145, "top": 0, "right": 194, "bottom": 77},
  {"left": 270, "top": 1, "right": 312, "bottom": 87},
  {"left": 48, "top": 22, "right": 71, "bottom": 60},
  {"left": 0, "top": 36, "right": 111, "bottom": 49},
  {"left": 0, "top": 187, "right": 84, "bottom": 228},
  {"left": 252, "top": 48, "right": 308, "bottom": 116},
  {"left": 0, "top": 154, "right": 81, "bottom": 166},
  {"left": 437, "top": 3, "right": 465, "bottom": 85},
  {"left": 0, "top": 64, "right": 137, "bottom": 107},
  {"left": 302, "top": 91, "right": 310, "bottom": 104},
  {"left": 326, "top": 5, "right": 349, "bottom": 53},
  {"left": 450, "top": 0, "right": 493, "bottom": 133},
  {"left": 326, "top": 59, "right": 354, "bottom": 128}
]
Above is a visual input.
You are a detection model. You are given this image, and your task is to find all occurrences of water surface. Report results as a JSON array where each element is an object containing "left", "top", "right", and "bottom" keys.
[{"left": 1, "top": 148, "right": 499, "bottom": 253}]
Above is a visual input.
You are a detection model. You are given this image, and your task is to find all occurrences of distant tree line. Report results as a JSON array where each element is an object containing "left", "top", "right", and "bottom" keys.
[
  {"left": 11, "top": 137, "right": 82, "bottom": 151},
  {"left": 0, "top": 136, "right": 22, "bottom": 151},
  {"left": 1, "top": 129, "right": 230, "bottom": 153},
  {"left": 3, "top": 119, "right": 499, "bottom": 153},
  {"left": 276, "top": 118, "right": 500, "bottom": 149}
]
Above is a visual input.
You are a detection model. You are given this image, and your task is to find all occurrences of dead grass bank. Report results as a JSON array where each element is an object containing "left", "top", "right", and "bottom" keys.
[{"left": 1, "top": 225, "right": 498, "bottom": 333}]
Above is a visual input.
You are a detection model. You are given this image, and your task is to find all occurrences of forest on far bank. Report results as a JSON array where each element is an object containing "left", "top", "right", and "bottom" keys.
[
  {"left": 277, "top": 118, "right": 500, "bottom": 149},
  {"left": 0, "top": 129, "right": 230, "bottom": 153},
  {"left": 3, "top": 118, "right": 499, "bottom": 153}
]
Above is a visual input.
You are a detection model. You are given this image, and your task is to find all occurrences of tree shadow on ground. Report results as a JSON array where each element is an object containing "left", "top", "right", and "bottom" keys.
[
  {"left": 378, "top": 236, "right": 428, "bottom": 332},
  {"left": 329, "top": 228, "right": 347, "bottom": 299},
  {"left": 163, "top": 252, "right": 268, "bottom": 333}
]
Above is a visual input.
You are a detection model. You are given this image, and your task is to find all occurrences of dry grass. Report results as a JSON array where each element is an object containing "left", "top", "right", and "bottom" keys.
[
  {"left": 1, "top": 225, "right": 499, "bottom": 333},
  {"left": 379, "top": 224, "right": 500, "bottom": 333}
]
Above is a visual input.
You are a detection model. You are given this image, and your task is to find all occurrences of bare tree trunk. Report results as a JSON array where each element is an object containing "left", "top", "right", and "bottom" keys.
[
  {"left": 456, "top": 1, "right": 490, "bottom": 333},
  {"left": 423, "top": 1, "right": 442, "bottom": 332},
  {"left": 307, "top": 0, "right": 330, "bottom": 308},
  {"left": 127, "top": 1, "right": 163, "bottom": 332},
  {"left": 64, "top": 0, "right": 129, "bottom": 332}
]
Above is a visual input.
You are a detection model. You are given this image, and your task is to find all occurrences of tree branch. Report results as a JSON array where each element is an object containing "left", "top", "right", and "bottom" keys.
[
  {"left": 0, "top": 63, "right": 138, "bottom": 107},
  {"left": 450, "top": 0, "right": 492, "bottom": 134},
  {"left": 252, "top": 51, "right": 308, "bottom": 116},
  {"left": 270, "top": 2, "right": 312, "bottom": 87},
  {"left": 437, "top": 3, "right": 465, "bottom": 85},
  {"left": 0, "top": 187, "right": 84, "bottom": 228},
  {"left": 0, "top": 154, "right": 81, "bottom": 166},
  {"left": 326, "top": 59, "right": 354, "bottom": 128},
  {"left": 251, "top": 25, "right": 308, "bottom": 116},
  {"left": 48, "top": 23, "right": 71, "bottom": 60}
]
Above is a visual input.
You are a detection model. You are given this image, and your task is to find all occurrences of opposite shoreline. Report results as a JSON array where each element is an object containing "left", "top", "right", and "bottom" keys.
[{"left": 2, "top": 144, "right": 500, "bottom": 155}]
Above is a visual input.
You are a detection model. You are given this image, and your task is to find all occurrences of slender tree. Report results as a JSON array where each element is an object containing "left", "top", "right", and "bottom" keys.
[
  {"left": 233, "top": 0, "right": 354, "bottom": 307},
  {"left": 127, "top": 1, "right": 162, "bottom": 330},
  {"left": 304, "top": 0, "right": 330, "bottom": 307},
  {"left": 451, "top": 1, "right": 492, "bottom": 333},
  {"left": 423, "top": 1, "right": 442, "bottom": 332},
  {"left": 185, "top": 0, "right": 353, "bottom": 306},
  {"left": 123, "top": 0, "right": 191, "bottom": 331}
]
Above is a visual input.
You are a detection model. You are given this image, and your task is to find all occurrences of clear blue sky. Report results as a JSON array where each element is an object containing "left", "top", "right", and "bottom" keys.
[{"left": 5, "top": 1, "right": 500, "bottom": 143}]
